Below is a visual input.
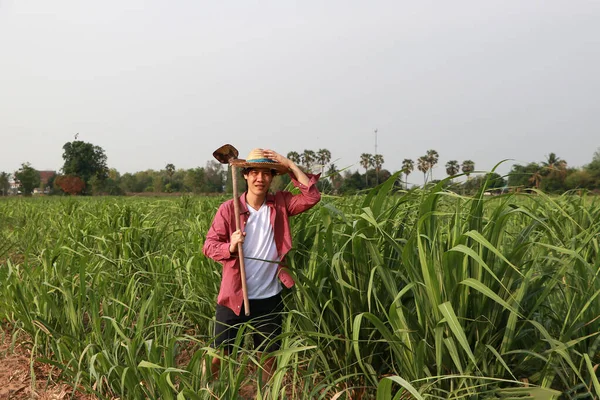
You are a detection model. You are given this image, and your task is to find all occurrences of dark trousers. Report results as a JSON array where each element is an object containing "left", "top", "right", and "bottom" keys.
[{"left": 213, "top": 293, "right": 283, "bottom": 353}]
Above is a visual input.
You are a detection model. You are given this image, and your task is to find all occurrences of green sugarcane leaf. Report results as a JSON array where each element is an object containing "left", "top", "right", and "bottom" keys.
[
  {"left": 460, "top": 278, "right": 522, "bottom": 317},
  {"left": 377, "top": 375, "right": 424, "bottom": 400},
  {"left": 438, "top": 302, "right": 477, "bottom": 367}
]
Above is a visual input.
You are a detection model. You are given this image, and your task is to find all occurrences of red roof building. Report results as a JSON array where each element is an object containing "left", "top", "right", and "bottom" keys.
[{"left": 39, "top": 170, "right": 56, "bottom": 187}]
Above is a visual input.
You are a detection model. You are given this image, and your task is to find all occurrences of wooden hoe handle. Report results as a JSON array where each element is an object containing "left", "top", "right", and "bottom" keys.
[{"left": 231, "top": 165, "right": 250, "bottom": 316}]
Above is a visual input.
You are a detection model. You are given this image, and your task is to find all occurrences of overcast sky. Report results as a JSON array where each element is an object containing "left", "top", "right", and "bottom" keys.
[{"left": 1, "top": 1, "right": 599, "bottom": 183}]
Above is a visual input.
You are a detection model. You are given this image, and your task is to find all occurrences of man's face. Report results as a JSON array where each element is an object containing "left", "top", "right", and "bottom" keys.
[{"left": 244, "top": 168, "right": 273, "bottom": 197}]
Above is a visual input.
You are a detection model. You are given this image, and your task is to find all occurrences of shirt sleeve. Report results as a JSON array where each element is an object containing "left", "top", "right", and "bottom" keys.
[
  {"left": 282, "top": 172, "right": 322, "bottom": 216},
  {"left": 203, "top": 203, "right": 236, "bottom": 262}
]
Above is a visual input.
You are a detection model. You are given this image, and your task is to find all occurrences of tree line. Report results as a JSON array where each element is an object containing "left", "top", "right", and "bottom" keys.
[
  {"left": 505, "top": 151, "right": 600, "bottom": 193},
  {"left": 2, "top": 140, "right": 600, "bottom": 196}
]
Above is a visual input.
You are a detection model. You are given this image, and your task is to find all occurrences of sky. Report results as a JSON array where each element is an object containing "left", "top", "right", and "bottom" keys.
[{"left": 1, "top": 1, "right": 599, "bottom": 184}]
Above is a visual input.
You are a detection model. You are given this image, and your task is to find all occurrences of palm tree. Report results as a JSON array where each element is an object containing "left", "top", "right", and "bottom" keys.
[
  {"left": 542, "top": 153, "right": 567, "bottom": 174},
  {"left": 401, "top": 159, "right": 414, "bottom": 189},
  {"left": 165, "top": 163, "right": 175, "bottom": 178},
  {"left": 316, "top": 149, "right": 332, "bottom": 174},
  {"left": 360, "top": 153, "right": 373, "bottom": 186},
  {"left": 541, "top": 153, "right": 567, "bottom": 189},
  {"left": 402, "top": 158, "right": 415, "bottom": 189},
  {"left": 426, "top": 149, "right": 439, "bottom": 182},
  {"left": 417, "top": 156, "right": 430, "bottom": 184},
  {"left": 529, "top": 170, "right": 543, "bottom": 189},
  {"left": 461, "top": 160, "right": 475, "bottom": 179},
  {"left": 327, "top": 163, "right": 342, "bottom": 194},
  {"left": 301, "top": 150, "right": 316, "bottom": 173},
  {"left": 445, "top": 160, "right": 460, "bottom": 181},
  {"left": 542, "top": 152, "right": 561, "bottom": 169},
  {"left": 373, "top": 154, "right": 384, "bottom": 184},
  {"left": 286, "top": 151, "right": 301, "bottom": 165}
]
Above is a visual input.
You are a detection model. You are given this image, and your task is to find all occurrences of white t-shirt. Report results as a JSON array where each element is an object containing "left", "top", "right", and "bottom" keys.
[{"left": 243, "top": 202, "right": 282, "bottom": 299}]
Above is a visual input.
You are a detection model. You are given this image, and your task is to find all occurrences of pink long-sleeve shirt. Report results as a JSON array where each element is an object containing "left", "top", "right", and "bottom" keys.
[{"left": 202, "top": 173, "right": 321, "bottom": 315}]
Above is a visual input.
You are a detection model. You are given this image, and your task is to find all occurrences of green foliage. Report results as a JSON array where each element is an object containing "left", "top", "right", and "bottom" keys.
[
  {"left": 401, "top": 159, "right": 415, "bottom": 189},
  {"left": 445, "top": 159, "right": 460, "bottom": 177},
  {"left": 462, "top": 172, "right": 506, "bottom": 194},
  {"left": 301, "top": 150, "right": 317, "bottom": 173},
  {"left": 418, "top": 155, "right": 430, "bottom": 183},
  {"left": 0, "top": 171, "right": 10, "bottom": 195},
  {"left": 204, "top": 161, "right": 225, "bottom": 193},
  {"left": 583, "top": 147, "right": 600, "bottom": 189},
  {"left": 291, "top": 178, "right": 600, "bottom": 398},
  {"left": 14, "top": 162, "right": 40, "bottom": 195},
  {"left": 270, "top": 172, "right": 291, "bottom": 193},
  {"left": 565, "top": 169, "right": 595, "bottom": 190},
  {"left": 224, "top": 165, "right": 245, "bottom": 194},
  {"left": 115, "top": 162, "right": 224, "bottom": 194},
  {"left": 316, "top": 149, "right": 332, "bottom": 174},
  {"left": 425, "top": 149, "right": 440, "bottom": 182},
  {"left": 165, "top": 163, "right": 175, "bottom": 177},
  {"left": 461, "top": 159, "right": 475, "bottom": 177},
  {"left": 509, "top": 158, "right": 573, "bottom": 194},
  {"left": 507, "top": 162, "right": 540, "bottom": 188},
  {"left": 89, "top": 176, "right": 124, "bottom": 195},
  {"left": 286, "top": 151, "right": 301, "bottom": 165},
  {"left": 45, "top": 172, "right": 60, "bottom": 195},
  {"left": 61, "top": 140, "right": 109, "bottom": 191},
  {"left": 51, "top": 147, "right": 600, "bottom": 197},
  {"left": 327, "top": 164, "right": 343, "bottom": 194},
  {"left": 585, "top": 148, "right": 600, "bottom": 171},
  {"left": 540, "top": 170, "right": 568, "bottom": 193},
  {"left": 341, "top": 170, "right": 366, "bottom": 193},
  {"left": 1, "top": 175, "right": 600, "bottom": 399},
  {"left": 184, "top": 167, "right": 206, "bottom": 193}
]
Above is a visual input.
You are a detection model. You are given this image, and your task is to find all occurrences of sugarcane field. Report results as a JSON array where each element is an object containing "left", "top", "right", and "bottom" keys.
[
  {"left": 3, "top": 2, "right": 600, "bottom": 399},
  {"left": 1, "top": 177, "right": 600, "bottom": 398}
]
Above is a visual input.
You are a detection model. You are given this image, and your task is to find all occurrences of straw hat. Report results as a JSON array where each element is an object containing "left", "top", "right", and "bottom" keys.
[{"left": 230, "top": 148, "right": 289, "bottom": 175}]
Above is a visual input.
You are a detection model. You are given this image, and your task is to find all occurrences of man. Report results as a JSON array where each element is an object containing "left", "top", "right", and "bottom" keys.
[{"left": 202, "top": 148, "right": 321, "bottom": 384}]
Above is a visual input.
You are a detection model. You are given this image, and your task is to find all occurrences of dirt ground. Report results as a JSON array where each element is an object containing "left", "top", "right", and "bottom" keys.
[
  {"left": 0, "top": 324, "right": 97, "bottom": 400},
  {"left": 1, "top": 324, "right": 298, "bottom": 400},
  {"left": 0, "top": 325, "right": 262, "bottom": 400}
]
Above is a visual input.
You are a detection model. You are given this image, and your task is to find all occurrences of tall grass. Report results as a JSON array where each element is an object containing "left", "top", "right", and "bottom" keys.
[{"left": 0, "top": 177, "right": 599, "bottom": 399}]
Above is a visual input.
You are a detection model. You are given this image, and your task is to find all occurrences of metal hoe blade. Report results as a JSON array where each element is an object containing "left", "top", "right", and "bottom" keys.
[{"left": 213, "top": 144, "right": 239, "bottom": 164}]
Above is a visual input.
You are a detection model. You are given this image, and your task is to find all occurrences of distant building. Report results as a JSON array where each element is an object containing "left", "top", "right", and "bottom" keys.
[
  {"left": 9, "top": 174, "right": 19, "bottom": 194},
  {"left": 9, "top": 170, "right": 57, "bottom": 195},
  {"left": 39, "top": 170, "right": 56, "bottom": 187},
  {"left": 34, "top": 170, "right": 56, "bottom": 194}
]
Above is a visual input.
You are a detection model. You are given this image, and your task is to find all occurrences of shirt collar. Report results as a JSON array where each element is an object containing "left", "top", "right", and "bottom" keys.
[{"left": 239, "top": 192, "right": 275, "bottom": 214}]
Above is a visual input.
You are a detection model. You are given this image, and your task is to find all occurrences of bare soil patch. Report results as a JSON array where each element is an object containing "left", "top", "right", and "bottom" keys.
[{"left": 0, "top": 323, "right": 97, "bottom": 400}]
